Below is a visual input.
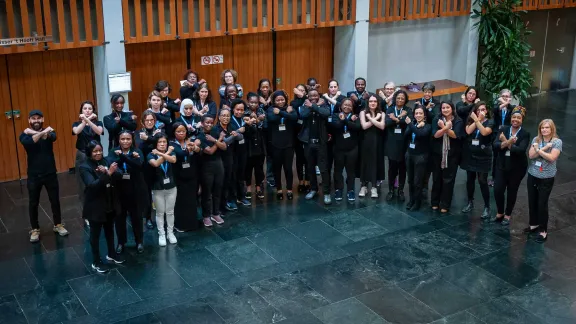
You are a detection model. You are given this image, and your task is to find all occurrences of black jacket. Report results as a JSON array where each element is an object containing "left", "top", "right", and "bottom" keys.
[
  {"left": 103, "top": 111, "right": 137, "bottom": 150},
  {"left": 330, "top": 113, "right": 361, "bottom": 151},
  {"left": 180, "top": 84, "right": 200, "bottom": 101},
  {"left": 456, "top": 101, "right": 475, "bottom": 121},
  {"left": 405, "top": 122, "right": 432, "bottom": 156},
  {"left": 493, "top": 126, "right": 530, "bottom": 171},
  {"left": 267, "top": 106, "right": 298, "bottom": 148},
  {"left": 297, "top": 103, "right": 330, "bottom": 144},
  {"left": 163, "top": 96, "right": 181, "bottom": 122},
  {"left": 492, "top": 103, "right": 515, "bottom": 131},
  {"left": 347, "top": 91, "right": 373, "bottom": 114},
  {"left": 79, "top": 158, "right": 122, "bottom": 222}
]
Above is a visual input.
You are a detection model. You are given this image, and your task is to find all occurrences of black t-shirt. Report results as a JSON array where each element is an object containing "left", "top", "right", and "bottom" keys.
[
  {"left": 19, "top": 131, "right": 58, "bottom": 177},
  {"left": 146, "top": 152, "right": 177, "bottom": 190},
  {"left": 198, "top": 129, "right": 222, "bottom": 161},
  {"left": 72, "top": 121, "right": 104, "bottom": 152},
  {"left": 465, "top": 119, "right": 495, "bottom": 155}
]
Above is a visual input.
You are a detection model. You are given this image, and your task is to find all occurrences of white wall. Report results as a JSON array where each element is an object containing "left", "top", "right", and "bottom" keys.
[
  {"left": 334, "top": 26, "right": 357, "bottom": 93},
  {"left": 366, "top": 16, "right": 471, "bottom": 91}
]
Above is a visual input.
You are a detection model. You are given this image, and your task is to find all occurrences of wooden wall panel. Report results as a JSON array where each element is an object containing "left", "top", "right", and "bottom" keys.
[
  {"left": 231, "top": 33, "right": 274, "bottom": 94},
  {"left": 189, "top": 36, "right": 235, "bottom": 97},
  {"left": 6, "top": 48, "right": 95, "bottom": 178},
  {"left": 0, "top": 58, "right": 21, "bottom": 182},
  {"left": 125, "top": 40, "right": 188, "bottom": 117},
  {"left": 276, "top": 28, "right": 334, "bottom": 94}
]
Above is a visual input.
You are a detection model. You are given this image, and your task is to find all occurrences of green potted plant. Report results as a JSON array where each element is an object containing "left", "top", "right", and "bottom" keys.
[{"left": 471, "top": 0, "right": 534, "bottom": 104}]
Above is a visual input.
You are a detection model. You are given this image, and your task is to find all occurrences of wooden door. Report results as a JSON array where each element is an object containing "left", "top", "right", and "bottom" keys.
[
  {"left": 7, "top": 48, "right": 95, "bottom": 178},
  {"left": 0, "top": 57, "right": 21, "bottom": 182},
  {"left": 232, "top": 33, "right": 274, "bottom": 94},
  {"left": 276, "top": 28, "right": 334, "bottom": 94}
]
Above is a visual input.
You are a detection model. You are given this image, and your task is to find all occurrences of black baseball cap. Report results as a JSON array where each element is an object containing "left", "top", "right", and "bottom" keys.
[{"left": 29, "top": 110, "right": 43, "bottom": 117}]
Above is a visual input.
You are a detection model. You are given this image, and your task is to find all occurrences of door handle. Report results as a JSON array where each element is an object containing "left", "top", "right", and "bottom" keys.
[
  {"left": 4, "top": 111, "right": 12, "bottom": 120},
  {"left": 557, "top": 47, "right": 565, "bottom": 53}
]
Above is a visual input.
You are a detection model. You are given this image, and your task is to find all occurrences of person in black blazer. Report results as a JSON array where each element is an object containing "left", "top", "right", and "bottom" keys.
[
  {"left": 244, "top": 93, "right": 267, "bottom": 200},
  {"left": 109, "top": 130, "right": 146, "bottom": 255},
  {"left": 180, "top": 70, "right": 205, "bottom": 101},
  {"left": 229, "top": 99, "right": 251, "bottom": 207},
  {"left": 155, "top": 80, "right": 181, "bottom": 123},
  {"left": 491, "top": 106, "right": 529, "bottom": 226},
  {"left": 384, "top": 90, "right": 411, "bottom": 201},
  {"left": 178, "top": 99, "right": 200, "bottom": 138},
  {"left": 103, "top": 94, "right": 138, "bottom": 152},
  {"left": 405, "top": 104, "right": 432, "bottom": 211},
  {"left": 456, "top": 86, "right": 480, "bottom": 121},
  {"left": 192, "top": 82, "right": 218, "bottom": 119},
  {"left": 419, "top": 82, "right": 441, "bottom": 200},
  {"left": 79, "top": 140, "right": 124, "bottom": 273},
  {"left": 323, "top": 79, "right": 347, "bottom": 183},
  {"left": 490, "top": 89, "right": 515, "bottom": 186},
  {"left": 219, "top": 84, "right": 239, "bottom": 110},
  {"left": 292, "top": 84, "right": 310, "bottom": 193},
  {"left": 377, "top": 81, "right": 396, "bottom": 110},
  {"left": 347, "top": 77, "right": 372, "bottom": 114}
]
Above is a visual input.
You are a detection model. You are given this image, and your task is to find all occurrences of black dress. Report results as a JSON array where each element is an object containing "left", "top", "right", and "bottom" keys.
[
  {"left": 171, "top": 140, "right": 200, "bottom": 231},
  {"left": 461, "top": 119, "right": 495, "bottom": 173},
  {"left": 360, "top": 114, "right": 381, "bottom": 185}
]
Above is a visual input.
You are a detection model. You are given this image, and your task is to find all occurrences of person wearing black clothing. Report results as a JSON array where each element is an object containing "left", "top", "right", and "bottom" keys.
[
  {"left": 180, "top": 70, "right": 205, "bottom": 101},
  {"left": 490, "top": 89, "right": 515, "bottom": 185},
  {"left": 244, "top": 93, "right": 267, "bottom": 199},
  {"left": 323, "top": 79, "right": 347, "bottom": 182},
  {"left": 178, "top": 98, "right": 200, "bottom": 137},
  {"left": 331, "top": 98, "right": 361, "bottom": 202},
  {"left": 155, "top": 80, "right": 181, "bottom": 122},
  {"left": 456, "top": 86, "right": 480, "bottom": 121},
  {"left": 461, "top": 102, "right": 494, "bottom": 218},
  {"left": 79, "top": 141, "right": 125, "bottom": 273},
  {"left": 418, "top": 83, "right": 441, "bottom": 200},
  {"left": 192, "top": 82, "right": 218, "bottom": 119},
  {"left": 292, "top": 84, "right": 310, "bottom": 193},
  {"left": 431, "top": 102, "right": 465, "bottom": 213},
  {"left": 20, "top": 110, "right": 68, "bottom": 243},
  {"left": 267, "top": 90, "right": 298, "bottom": 200},
  {"left": 215, "top": 108, "right": 242, "bottom": 211},
  {"left": 229, "top": 100, "right": 251, "bottom": 207},
  {"left": 377, "top": 81, "right": 396, "bottom": 110},
  {"left": 72, "top": 101, "right": 104, "bottom": 207},
  {"left": 299, "top": 89, "right": 332, "bottom": 204},
  {"left": 137, "top": 111, "right": 165, "bottom": 229},
  {"left": 103, "top": 94, "right": 138, "bottom": 153},
  {"left": 405, "top": 106, "right": 432, "bottom": 211},
  {"left": 218, "top": 69, "right": 244, "bottom": 100},
  {"left": 147, "top": 90, "right": 172, "bottom": 130},
  {"left": 198, "top": 115, "right": 227, "bottom": 227},
  {"left": 171, "top": 122, "right": 202, "bottom": 232},
  {"left": 347, "top": 78, "right": 372, "bottom": 114},
  {"left": 219, "top": 84, "right": 239, "bottom": 110},
  {"left": 384, "top": 90, "right": 411, "bottom": 202},
  {"left": 258, "top": 79, "right": 275, "bottom": 187},
  {"left": 359, "top": 95, "right": 386, "bottom": 198},
  {"left": 109, "top": 131, "right": 146, "bottom": 254},
  {"left": 491, "top": 107, "right": 529, "bottom": 226}
]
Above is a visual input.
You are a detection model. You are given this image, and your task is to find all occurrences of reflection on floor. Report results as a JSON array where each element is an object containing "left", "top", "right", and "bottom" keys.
[{"left": 0, "top": 90, "right": 575, "bottom": 324}]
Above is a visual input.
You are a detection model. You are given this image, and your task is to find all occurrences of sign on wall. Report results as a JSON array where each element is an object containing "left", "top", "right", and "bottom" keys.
[
  {"left": 108, "top": 72, "right": 132, "bottom": 93},
  {"left": 201, "top": 55, "right": 224, "bottom": 65},
  {"left": 0, "top": 35, "right": 52, "bottom": 46}
]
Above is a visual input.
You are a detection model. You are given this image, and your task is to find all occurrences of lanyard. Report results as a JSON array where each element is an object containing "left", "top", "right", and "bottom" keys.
[
  {"left": 122, "top": 150, "right": 130, "bottom": 172},
  {"left": 502, "top": 109, "right": 507, "bottom": 125},
  {"left": 411, "top": 131, "right": 416, "bottom": 144},
  {"left": 155, "top": 121, "right": 161, "bottom": 129},
  {"left": 159, "top": 160, "right": 169, "bottom": 178},
  {"left": 475, "top": 129, "right": 480, "bottom": 139},
  {"left": 330, "top": 103, "right": 335, "bottom": 114},
  {"left": 280, "top": 117, "right": 284, "bottom": 124},
  {"left": 509, "top": 126, "right": 521, "bottom": 139},
  {"left": 344, "top": 113, "right": 352, "bottom": 133},
  {"left": 181, "top": 116, "right": 191, "bottom": 127},
  {"left": 394, "top": 106, "right": 403, "bottom": 117},
  {"left": 233, "top": 116, "right": 245, "bottom": 128},
  {"left": 421, "top": 97, "right": 432, "bottom": 106}
]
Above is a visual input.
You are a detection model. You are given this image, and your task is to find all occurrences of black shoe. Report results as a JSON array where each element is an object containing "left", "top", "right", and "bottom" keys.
[
  {"left": 116, "top": 244, "right": 124, "bottom": 255},
  {"left": 334, "top": 190, "right": 343, "bottom": 201},
  {"left": 501, "top": 217, "right": 510, "bottom": 226},
  {"left": 256, "top": 190, "right": 265, "bottom": 199},
  {"left": 146, "top": 219, "right": 154, "bottom": 229},
  {"left": 481, "top": 207, "right": 491, "bottom": 219},
  {"left": 267, "top": 179, "right": 276, "bottom": 188},
  {"left": 386, "top": 190, "right": 395, "bottom": 201},
  {"left": 523, "top": 226, "right": 539, "bottom": 234},
  {"left": 534, "top": 233, "right": 548, "bottom": 243},
  {"left": 245, "top": 191, "right": 252, "bottom": 199},
  {"left": 287, "top": 192, "right": 294, "bottom": 200},
  {"left": 91, "top": 262, "right": 109, "bottom": 274},
  {"left": 137, "top": 244, "right": 144, "bottom": 254},
  {"left": 106, "top": 254, "right": 126, "bottom": 264},
  {"left": 276, "top": 191, "right": 284, "bottom": 200},
  {"left": 462, "top": 201, "right": 474, "bottom": 213},
  {"left": 398, "top": 190, "right": 405, "bottom": 202},
  {"left": 298, "top": 184, "right": 306, "bottom": 193},
  {"left": 406, "top": 200, "right": 415, "bottom": 210},
  {"left": 491, "top": 215, "right": 504, "bottom": 223}
]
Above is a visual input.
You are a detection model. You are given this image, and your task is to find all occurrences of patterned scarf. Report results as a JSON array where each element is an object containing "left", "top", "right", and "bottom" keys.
[{"left": 441, "top": 118, "right": 451, "bottom": 169}]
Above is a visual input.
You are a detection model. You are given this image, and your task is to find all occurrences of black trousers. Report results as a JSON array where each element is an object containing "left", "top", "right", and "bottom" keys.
[
  {"left": 201, "top": 159, "right": 225, "bottom": 217},
  {"left": 407, "top": 154, "right": 428, "bottom": 204},
  {"left": 527, "top": 174, "right": 555, "bottom": 232},
  {"left": 232, "top": 149, "right": 247, "bottom": 200},
  {"left": 115, "top": 200, "right": 143, "bottom": 245},
  {"left": 265, "top": 131, "right": 274, "bottom": 180},
  {"left": 272, "top": 147, "right": 295, "bottom": 191},
  {"left": 221, "top": 154, "right": 234, "bottom": 204},
  {"left": 326, "top": 141, "right": 334, "bottom": 178},
  {"left": 90, "top": 216, "right": 115, "bottom": 264},
  {"left": 27, "top": 173, "right": 61, "bottom": 229},
  {"left": 466, "top": 171, "right": 490, "bottom": 207},
  {"left": 305, "top": 143, "right": 330, "bottom": 193},
  {"left": 388, "top": 159, "right": 406, "bottom": 191},
  {"left": 294, "top": 141, "right": 308, "bottom": 182},
  {"left": 494, "top": 167, "right": 526, "bottom": 216},
  {"left": 431, "top": 153, "right": 459, "bottom": 210},
  {"left": 333, "top": 146, "right": 358, "bottom": 191},
  {"left": 245, "top": 155, "right": 265, "bottom": 186}
]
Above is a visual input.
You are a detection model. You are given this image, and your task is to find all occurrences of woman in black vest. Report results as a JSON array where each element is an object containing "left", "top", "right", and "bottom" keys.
[
  {"left": 405, "top": 104, "right": 432, "bottom": 211},
  {"left": 79, "top": 141, "right": 124, "bottom": 273}
]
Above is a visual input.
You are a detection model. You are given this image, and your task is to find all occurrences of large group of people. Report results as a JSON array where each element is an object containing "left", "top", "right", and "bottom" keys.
[{"left": 19, "top": 70, "right": 563, "bottom": 274}]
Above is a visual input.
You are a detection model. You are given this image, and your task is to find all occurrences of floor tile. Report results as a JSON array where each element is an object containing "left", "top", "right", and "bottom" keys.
[
  {"left": 276, "top": 312, "right": 324, "bottom": 324},
  {"left": 168, "top": 248, "right": 234, "bottom": 288},
  {"left": 206, "top": 237, "right": 277, "bottom": 273},
  {"left": 507, "top": 240, "right": 576, "bottom": 276},
  {"left": 68, "top": 269, "right": 141, "bottom": 313},
  {"left": 112, "top": 313, "right": 162, "bottom": 324},
  {"left": 249, "top": 228, "right": 318, "bottom": 263},
  {"left": 541, "top": 226, "right": 576, "bottom": 257},
  {"left": 470, "top": 251, "right": 551, "bottom": 288},
  {"left": 0, "top": 230, "right": 46, "bottom": 262},
  {"left": 468, "top": 297, "right": 544, "bottom": 324},
  {"left": 39, "top": 219, "right": 90, "bottom": 252},
  {"left": 440, "top": 222, "right": 512, "bottom": 254},
  {"left": 173, "top": 230, "right": 225, "bottom": 252},
  {"left": 154, "top": 300, "right": 225, "bottom": 324},
  {"left": 286, "top": 219, "right": 353, "bottom": 251},
  {"left": 0, "top": 294, "right": 27, "bottom": 324},
  {"left": 356, "top": 204, "right": 423, "bottom": 232},
  {"left": 25, "top": 247, "right": 90, "bottom": 286},
  {"left": 118, "top": 262, "right": 190, "bottom": 299},
  {"left": 356, "top": 286, "right": 442, "bottom": 323},
  {"left": 505, "top": 284, "right": 576, "bottom": 324},
  {"left": 0, "top": 258, "right": 40, "bottom": 297},
  {"left": 430, "top": 311, "right": 485, "bottom": 324},
  {"left": 311, "top": 298, "right": 387, "bottom": 324},
  {"left": 321, "top": 211, "right": 388, "bottom": 242},
  {"left": 15, "top": 283, "right": 87, "bottom": 324}
]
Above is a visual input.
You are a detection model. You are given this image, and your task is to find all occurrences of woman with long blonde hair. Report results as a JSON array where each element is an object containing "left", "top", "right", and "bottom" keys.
[{"left": 526, "top": 119, "right": 562, "bottom": 243}]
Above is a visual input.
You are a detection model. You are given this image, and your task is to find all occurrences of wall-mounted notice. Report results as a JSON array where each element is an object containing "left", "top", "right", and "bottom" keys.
[
  {"left": 0, "top": 35, "right": 52, "bottom": 46},
  {"left": 201, "top": 55, "right": 224, "bottom": 65},
  {"left": 108, "top": 72, "right": 132, "bottom": 93}
]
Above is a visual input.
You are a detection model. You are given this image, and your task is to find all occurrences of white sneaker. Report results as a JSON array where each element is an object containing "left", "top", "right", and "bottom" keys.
[
  {"left": 159, "top": 235, "right": 167, "bottom": 247},
  {"left": 315, "top": 166, "right": 320, "bottom": 175},
  {"left": 371, "top": 188, "right": 378, "bottom": 198},
  {"left": 53, "top": 224, "right": 69, "bottom": 236},
  {"left": 167, "top": 232, "right": 178, "bottom": 244},
  {"left": 359, "top": 186, "right": 368, "bottom": 197}
]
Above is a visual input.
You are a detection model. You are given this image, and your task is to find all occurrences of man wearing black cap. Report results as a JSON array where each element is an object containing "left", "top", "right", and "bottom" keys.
[{"left": 19, "top": 110, "right": 69, "bottom": 243}]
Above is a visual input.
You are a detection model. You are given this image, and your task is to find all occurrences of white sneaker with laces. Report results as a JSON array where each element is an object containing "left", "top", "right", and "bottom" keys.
[
  {"left": 371, "top": 188, "right": 378, "bottom": 198},
  {"left": 53, "top": 224, "right": 69, "bottom": 236},
  {"left": 359, "top": 186, "right": 368, "bottom": 197},
  {"left": 159, "top": 235, "right": 167, "bottom": 247},
  {"left": 167, "top": 233, "right": 178, "bottom": 244}
]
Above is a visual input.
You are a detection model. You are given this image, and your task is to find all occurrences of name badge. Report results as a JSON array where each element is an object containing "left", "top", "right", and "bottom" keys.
[
  {"left": 106, "top": 183, "right": 111, "bottom": 188},
  {"left": 343, "top": 132, "right": 351, "bottom": 139},
  {"left": 297, "top": 119, "right": 303, "bottom": 124},
  {"left": 182, "top": 162, "right": 190, "bottom": 169},
  {"left": 505, "top": 150, "right": 511, "bottom": 157},
  {"left": 409, "top": 143, "right": 416, "bottom": 149},
  {"left": 279, "top": 125, "right": 286, "bottom": 131},
  {"left": 328, "top": 117, "right": 333, "bottom": 123},
  {"left": 122, "top": 173, "right": 131, "bottom": 180},
  {"left": 472, "top": 139, "right": 480, "bottom": 146},
  {"left": 394, "top": 128, "right": 402, "bottom": 134},
  {"left": 163, "top": 178, "right": 171, "bottom": 184},
  {"left": 535, "top": 161, "right": 542, "bottom": 167},
  {"left": 239, "top": 139, "right": 245, "bottom": 144}
]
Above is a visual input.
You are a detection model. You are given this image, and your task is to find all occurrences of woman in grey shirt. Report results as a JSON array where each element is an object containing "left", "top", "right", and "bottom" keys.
[{"left": 526, "top": 119, "right": 562, "bottom": 243}]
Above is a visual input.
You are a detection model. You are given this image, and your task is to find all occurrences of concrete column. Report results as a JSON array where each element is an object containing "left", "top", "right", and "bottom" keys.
[
  {"left": 93, "top": 0, "right": 130, "bottom": 152},
  {"left": 333, "top": 0, "right": 370, "bottom": 93},
  {"left": 465, "top": 0, "right": 480, "bottom": 86}
]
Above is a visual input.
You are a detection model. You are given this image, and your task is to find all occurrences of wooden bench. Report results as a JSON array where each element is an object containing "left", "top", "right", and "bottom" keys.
[{"left": 375, "top": 79, "right": 469, "bottom": 101}]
